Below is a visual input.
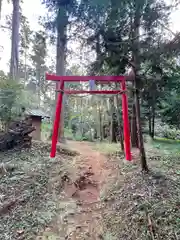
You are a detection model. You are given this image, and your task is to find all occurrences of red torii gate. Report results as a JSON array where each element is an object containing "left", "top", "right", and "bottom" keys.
[{"left": 46, "top": 73, "right": 131, "bottom": 161}]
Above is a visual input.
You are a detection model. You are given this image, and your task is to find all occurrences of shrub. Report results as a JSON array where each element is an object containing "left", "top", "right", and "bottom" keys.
[
  {"left": 155, "top": 124, "right": 180, "bottom": 140},
  {"left": 0, "top": 76, "right": 22, "bottom": 130}
]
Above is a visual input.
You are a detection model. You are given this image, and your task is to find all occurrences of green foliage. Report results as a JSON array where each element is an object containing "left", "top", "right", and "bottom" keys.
[
  {"left": 80, "top": 0, "right": 174, "bottom": 75},
  {"left": 162, "top": 127, "right": 180, "bottom": 140},
  {"left": 64, "top": 127, "right": 94, "bottom": 141},
  {"left": 20, "top": 89, "right": 41, "bottom": 109},
  {"left": 19, "top": 14, "right": 33, "bottom": 57},
  {"left": 31, "top": 31, "right": 47, "bottom": 68},
  {"left": 75, "top": 0, "right": 180, "bottom": 143},
  {"left": 0, "top": 74, "right": 23, "bottom": 128},
  {"left": 30, "top": 31, "right": 47, "bottom": 98},
  {"left": 160, "top": 93, "right": 180, "bottom": 128},
  {"left": 154, "top": 122, "right": 180, "bottom": 140}
]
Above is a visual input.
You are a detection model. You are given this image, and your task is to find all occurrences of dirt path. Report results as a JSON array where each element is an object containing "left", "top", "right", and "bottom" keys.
[
  {"left": 37, "top": 141, "right": 111, "bottom": 240},
  {"left": 67, "top": 141, "right": 109, "bottom": 201}
]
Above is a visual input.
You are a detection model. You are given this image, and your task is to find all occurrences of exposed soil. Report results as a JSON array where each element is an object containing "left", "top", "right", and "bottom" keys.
[{"left": 37, "top": 141, "right": 112, "bottom": 240}]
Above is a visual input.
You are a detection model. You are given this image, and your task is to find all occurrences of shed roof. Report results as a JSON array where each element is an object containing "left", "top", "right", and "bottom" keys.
[{"left": 26, "top": 109, "right": 50, "bottom": 118}]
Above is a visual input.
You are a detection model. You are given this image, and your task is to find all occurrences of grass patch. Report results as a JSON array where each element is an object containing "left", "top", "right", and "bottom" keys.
[
  {"left": 154, "top": 137, "right": 180, "bottom": 144},
  {"left": 93, "top": 142, "right": 122, "bottom": 155},
  {"left": 151, "top": 137, "right": 180, "bottom": 153}
]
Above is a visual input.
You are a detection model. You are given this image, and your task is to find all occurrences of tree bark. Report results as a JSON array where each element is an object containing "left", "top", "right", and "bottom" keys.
[
  {"left": 109, "top": 97, "right": 117, "bottom": 143},
  {"left": 36, "top": 68, "right": 41, "bottom": 107},
  {"left": 55, "top": 7, "right": 68, "bottom": 143},
  {"left": 0, "top": 0, "right": 2, "bottom": 20},
  {"left": 99, "top": 107, "right": 103, "bottom": 141},
  {"left": 151, "top": 111, "right": 155, "bottom": 138},
  {"left": 98, "top": 99, "right": 103, "bottom": 141},
  {"left": 148, "top": 106, "right": 152, "bottom": 137},
  {"left": 151, "top": 110, "right": 155, "bottom": 138},
  {"left": 134, "top": 85, "right": 148, "bottom": 171},
  {"left": 131, "top": 102, "right": 138, "bottom": 147},
  {"left": 132, "top": 3, "right": 148, "bottom": 172},
  {"left": 130, "top": 78, "right": 138, "bottom": 148},
  {"left": 151, "top": 91, "right": 156, "bottom": 139},
  {"left": 115, "top": 93, "right": 124, "bottom": 152},
  {"left": 148, "top": 91, "right": 156, "bottom": 139},
  {"left": 10, "top": 0, "right": 20, "bottom": 80}
]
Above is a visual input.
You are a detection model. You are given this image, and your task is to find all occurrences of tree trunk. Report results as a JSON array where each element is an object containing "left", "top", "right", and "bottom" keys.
[
  {"left": 151, "top": 113, "right": 155, "bottom": 138},
  {"left": 109, "top": 97, "right": 117, "bottom": 143},
  {"left": 130, "top": 79, "right": 138, "bottom": 147},
  {"left": 10, "top": 0, "right": 20, "bottom": 80},
  {"left": 134, "top": 85, "right": 148, "bottom": 171},
  {"left": 99, "top": 107, "right": 103, "bottom": 141},
  {"left": 148, "top": 93, "right": 156, "bottom": 139},
  {"left": 0, "top": 0, "right": 2, "bottom": 20},
  {"left": 131, "top": 102, "right": 138, "bottom": 147},
  {"left": 55, "top": 7, "right": 68, "bottom": 143},
  {"left": 150, "top": 91, "right": 156, "bottom": 139},
  {"left": 36, "top": 67, "right": 41, "bottom": 107},
  {"left": 148, "top": 106, "right": 152, "bottom": 137},
  {"left": 132, "top": 3, "right": 148, "bottom": 172},
  {"left": 110, "top": 119, "right": 117, "bottom": 143},
  {"left": 115, "top": 93, "right": 124, "bottom": 152}
]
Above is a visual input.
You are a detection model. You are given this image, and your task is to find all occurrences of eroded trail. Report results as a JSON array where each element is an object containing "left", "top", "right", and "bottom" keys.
[
  {"left": 37, "top": 141, "right": 111, "bottom": 240},
  {"left": 66, "top": 141, "right": 109, "bottom": 203}
]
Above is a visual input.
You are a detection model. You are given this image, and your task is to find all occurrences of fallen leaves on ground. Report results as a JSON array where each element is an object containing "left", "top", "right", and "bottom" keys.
[
  {"left": 101, "top": 151, "right": 180, "bottom": 240},
  {"left": 0, "top": 140, "right": 180, "bottom": 240},
  {"left": 0, "top": 141, "right": 76, "bottom": 240}
]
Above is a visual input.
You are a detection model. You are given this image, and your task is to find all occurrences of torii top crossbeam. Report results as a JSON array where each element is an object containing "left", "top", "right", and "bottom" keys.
[{"left": 46, "top": 73, "right": 125, "bottom": 82}]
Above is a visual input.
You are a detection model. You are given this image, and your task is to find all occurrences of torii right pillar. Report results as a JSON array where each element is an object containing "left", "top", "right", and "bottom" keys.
[{"left": 121, "top": 78, "right": 131, "bottom": 161}]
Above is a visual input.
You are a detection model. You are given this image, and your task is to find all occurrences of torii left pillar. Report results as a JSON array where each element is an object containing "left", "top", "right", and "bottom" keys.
[{"left": 50, "top": 80, "right": 64, "bottom": 158}]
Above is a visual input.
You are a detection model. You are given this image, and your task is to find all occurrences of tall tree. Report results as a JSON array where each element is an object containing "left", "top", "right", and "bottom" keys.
[
  {"left": 0, "top": 0, "right": 2, "bottom": 20},
  {"left": 131, "top": 0, "right": 148, "bottom": 171},
  {"left": 19, "top": 14, "right": 32, "bottom": 83},
  {"left": 31, "top": 31, "right": 47, "bottom": 106},
  {"left": 10, "top": 0, "right": 20, "bottom": 80},
  {"left": 55, "top": 5, "right": 68, "bottom": 142},
  {"left": 43, "top": 0, "right": 78, "bottom": 142}
]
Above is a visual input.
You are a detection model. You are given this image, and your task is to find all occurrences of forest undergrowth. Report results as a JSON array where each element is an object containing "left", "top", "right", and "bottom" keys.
[{"left": 0, "top": 140, "right": 179, "bottom": 240}]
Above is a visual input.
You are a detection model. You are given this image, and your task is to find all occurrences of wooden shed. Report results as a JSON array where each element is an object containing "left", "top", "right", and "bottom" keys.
[{"left": 25, "top": 109, "right": 49, "bottom": 141}]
